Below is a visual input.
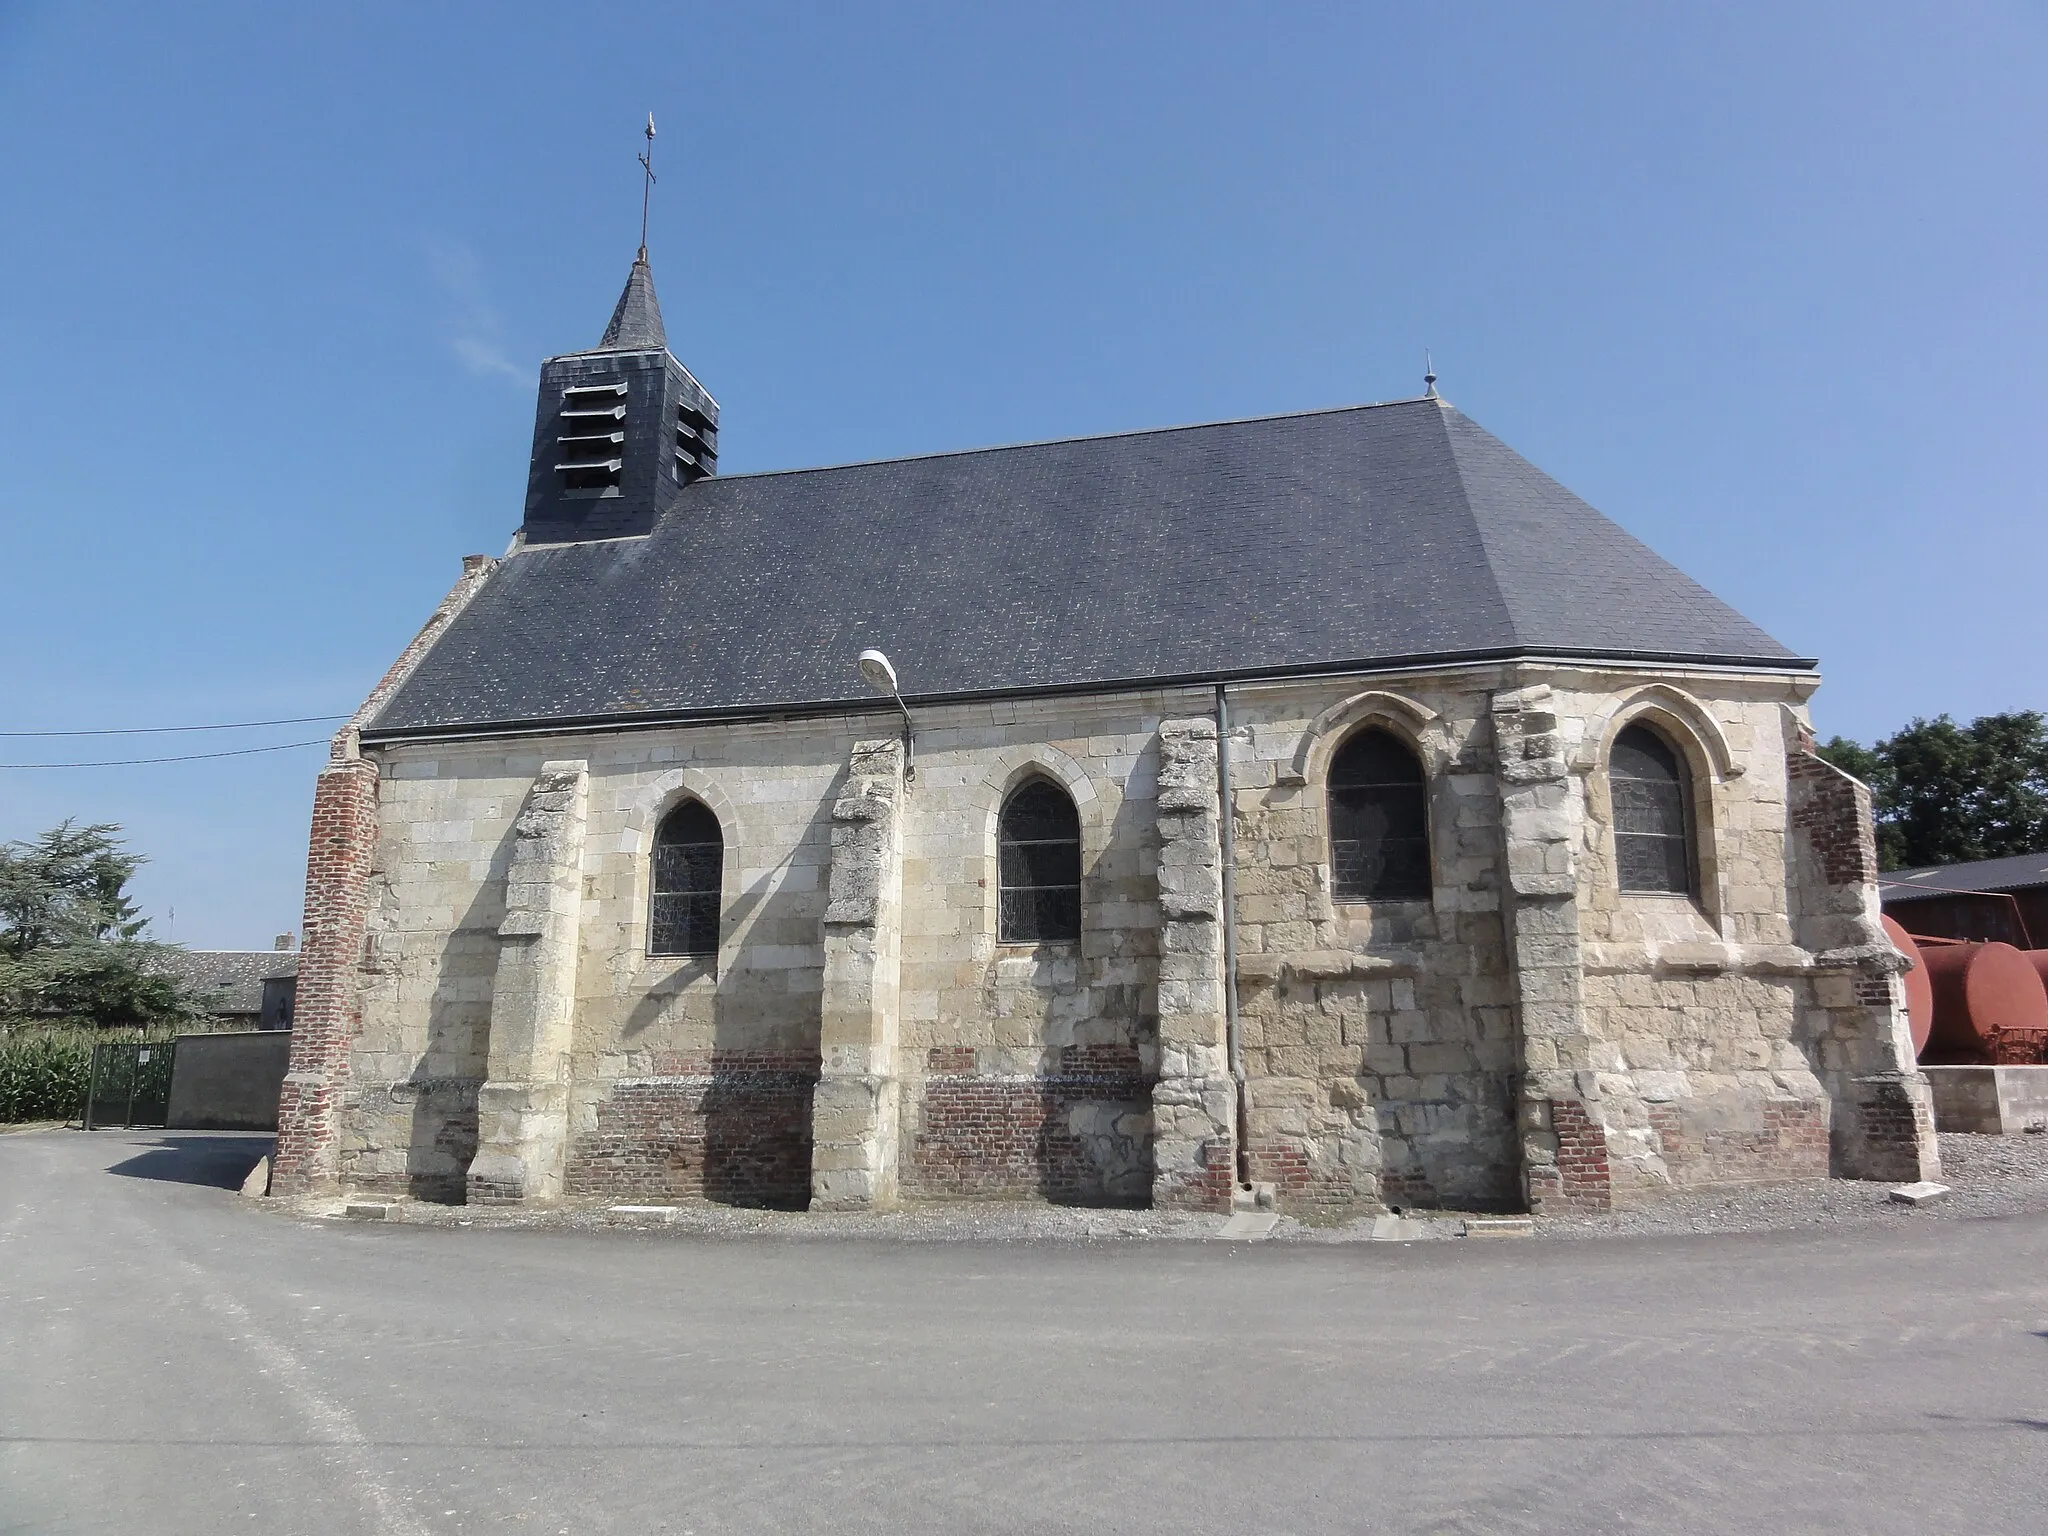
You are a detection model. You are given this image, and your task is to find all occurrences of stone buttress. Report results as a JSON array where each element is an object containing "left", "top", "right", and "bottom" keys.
[
  {"left": 467, "top": 761, "right": 589, "bottom": 1204},
  {"left": 810, "top": 738, "right": 907, "bottom": 1209},
  {"left": 1149, "top": 718, "right": 1237, "bottom": 1210},
  {"left": 1783, "top": 714, "right": 1939, "bottom": 1183},
  {"left": 1491, "top": 685, "right": 1614, "bottom": 1213}
]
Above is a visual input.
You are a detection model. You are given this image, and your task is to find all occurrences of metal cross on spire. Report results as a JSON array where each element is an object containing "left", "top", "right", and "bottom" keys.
[{"left": 637, "top": 113, "right": 657, "bottom": 258}]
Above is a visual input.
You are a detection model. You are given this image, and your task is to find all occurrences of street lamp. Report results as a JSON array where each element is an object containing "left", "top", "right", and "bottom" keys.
[{"left": 856, "top": 647, "right": 914, "bottom": 781}]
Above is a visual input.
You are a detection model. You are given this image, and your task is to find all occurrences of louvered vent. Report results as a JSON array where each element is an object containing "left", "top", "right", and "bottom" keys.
[
  {"left": 556, "top": 382, "right": 627, "bottom": 494},
  {"left": 676, "top": 402, "right": 717, "bottom": 484}
]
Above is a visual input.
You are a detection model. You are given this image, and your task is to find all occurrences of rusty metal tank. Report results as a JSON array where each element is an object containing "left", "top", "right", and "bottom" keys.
[
  {"left": 2025, "top": 948, "right": 2048, "bottom": 998},
  {"left": 1881, "top": 915, "right": 1934, "bottom": 1057},
  {"left": 1916, "top": 939, "right": 2048, "bottom": 1064}
]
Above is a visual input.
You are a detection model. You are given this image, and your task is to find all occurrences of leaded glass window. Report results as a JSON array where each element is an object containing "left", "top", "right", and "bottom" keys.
[
  {"left": 649, "top": 800, "right": 722, "bottom": 956},
  {"left": 1328, "top": 729, "right": 1430, "bottom": 902},
  {"left": 998, "top": 780, "right": 1082, "bottom": 943},
  {"left": 1612, "top": 724, "right": 1693, "bottom": 895}
]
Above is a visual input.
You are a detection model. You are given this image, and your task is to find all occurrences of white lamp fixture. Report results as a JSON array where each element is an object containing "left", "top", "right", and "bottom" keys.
[
  {"left": 857, "top": 648, "right": 899, "bottom": 695},
  {"left": 855, "top": 647, "right": 914, "bottom": 780}
]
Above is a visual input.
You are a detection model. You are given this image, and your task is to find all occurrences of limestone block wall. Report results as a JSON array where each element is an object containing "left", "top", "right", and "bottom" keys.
[
  {"left": 299, "top": 643, "right": 1928, "bottom": 1217},
  {"left": 1208, "top": 665, "right": 1909, "bottom": 1214},
  {"left": 888, "top": 696, "right": 1185, "bottom": 1206},
  {"left": 1218, "top": 679, "right": 1521, "bottom": 1213},
  {"left": 330, "top": 717, "right": 861, "bottom": 1205},
  {"left": 329, "top": 691, "right": 1194, "bottom": 1210}
]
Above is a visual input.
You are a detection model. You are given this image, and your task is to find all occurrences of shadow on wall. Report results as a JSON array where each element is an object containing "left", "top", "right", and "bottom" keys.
[
  {"left": 565, "top": 774, "right": 837, "bottom": 1210},
  {"left": 1047, "top": 781, "right": 1160, "bottom": 1206},
  {"left": 909, "top": 771, "right": 1159, "bottom": 1208},
  {"left": 106, "top": 1134, "right": 274, "bottom": 1191},
  {"left": 399, "top": 862, "right": 504, "bottom": 1203}
]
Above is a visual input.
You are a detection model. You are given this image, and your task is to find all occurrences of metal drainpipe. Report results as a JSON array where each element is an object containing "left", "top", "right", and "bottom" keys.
[{"left": 1215, "top": 684, "right": 1252, "bottom": 1190}]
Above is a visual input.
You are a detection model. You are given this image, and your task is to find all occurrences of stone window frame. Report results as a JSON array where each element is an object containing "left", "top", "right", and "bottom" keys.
[
  {"left": 971, "top": 745, "right": 1109, "bottom": 954},
  {"left": 1580, "top": 686, "right": 1737, "bottom": 927},
  {"left": 624, "top": 766, "right": 744, "bottom": 972},
  {"left": 1289, "top": 689, "right": 1454, "bottom": 920},
  {"left": 996, "top": 777, "right": 1085, "bottom": 944},
  {"left": 648, "top": 798, "right": 725, "bottom": 957},
  {"left": 1325, "top": 726, "right": 1434, "bottom": 904}
]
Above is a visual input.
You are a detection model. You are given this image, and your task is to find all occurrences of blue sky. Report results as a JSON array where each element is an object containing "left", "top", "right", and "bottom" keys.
[{"left": 1, "top": 3, "right": 2043, "bottom": 947}]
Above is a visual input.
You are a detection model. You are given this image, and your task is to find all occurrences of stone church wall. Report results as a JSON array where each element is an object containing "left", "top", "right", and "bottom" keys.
[{"left": 293, "top": 658, "right": 1935, "bottom": 1216}]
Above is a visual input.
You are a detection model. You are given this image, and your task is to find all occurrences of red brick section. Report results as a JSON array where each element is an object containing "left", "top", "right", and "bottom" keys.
[
  {"left": 271, "top": 756, "right": 381, "bottom": 1195},
  {"left": 907, "top": 1045, "right": 1152, "bottom": 1206},
  {"left": 270, "top": 557, "right": 498, "bottom": 1197},
  {"left": 1789, "top": 746, "right": 1942, "bottom": 1175},
  {"left": 1246, "top": 1138, "right": 1312, "bottom": 1199},
  {"left": 1526, "top": 1098, "right": 1612, "bottom": 1214},
  {"left": 564, "top": 1051, "right": 819, "bottom": 1209},
  {"left": 1849, "top": 1075, "right": 1937, "bottom": 1167},
  {"left": 1787, "top": 749, "right": 1879, "bottom": 888}
]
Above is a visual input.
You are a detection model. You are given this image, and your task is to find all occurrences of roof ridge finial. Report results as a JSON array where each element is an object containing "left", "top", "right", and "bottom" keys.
[
  {"left": 637, "top": 112, "right": 657, "bottom": 261},
  {"left": 1423, "top": 350, "right": 1439, "bottom": 400}
]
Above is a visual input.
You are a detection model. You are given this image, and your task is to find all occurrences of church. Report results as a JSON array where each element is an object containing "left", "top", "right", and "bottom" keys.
[{"left": 271, "top": 241, "right": 1939, "bottom": 1215}]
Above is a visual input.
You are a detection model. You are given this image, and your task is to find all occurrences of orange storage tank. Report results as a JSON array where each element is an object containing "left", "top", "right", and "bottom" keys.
[
  {"left": 1916, "top": 940, "right": 2048, "bottom": 1064},
  {"left": 1881, "top": 915, "right": 1934, "bottom": 1058},
  {"left": 2026, "top": 948, "right": 2048, "bottom": 1001}
]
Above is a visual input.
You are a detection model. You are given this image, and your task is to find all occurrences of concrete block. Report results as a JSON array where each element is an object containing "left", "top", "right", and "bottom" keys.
[
  {"left": 607, "top": 1205, "right": 680, "bottom": 1223},
  {"left": 1216, "top": 1211, "right": 1280, "bottom": 1239},
  {"left": 1888, "top": 1182, "right": 1950, "bottom": 1206}
]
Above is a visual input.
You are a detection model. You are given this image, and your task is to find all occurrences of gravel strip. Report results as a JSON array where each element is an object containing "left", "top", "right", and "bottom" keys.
[
  {"left": 1533, "top": 1132, "right": 2048, "bottom": 1240},
  {"left": 272, "top": 1131, "right": 2048, "bottom": 1246}
]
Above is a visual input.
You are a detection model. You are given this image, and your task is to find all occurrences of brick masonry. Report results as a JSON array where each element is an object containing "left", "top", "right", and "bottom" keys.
[
  {"left": 272, "top": 754, "right": 380, "bottom": 1196},
  {"left": 907, "top": 1046, "right": 1152, "bottom": 1205},
  {"left": 1525, "top": 1097, "right": 1612, "bottom": 1214},
  {"left": 274, "top": 555, "right": 497, "bottom": 1197},
  {"left": 564, "top": 1051, "right": 819, "bottom": 1208}
]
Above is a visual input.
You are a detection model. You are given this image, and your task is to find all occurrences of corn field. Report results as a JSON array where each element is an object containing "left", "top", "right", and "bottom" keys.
[{"left": 0, "top": 1019, "right": 227, "bottom": 1123}]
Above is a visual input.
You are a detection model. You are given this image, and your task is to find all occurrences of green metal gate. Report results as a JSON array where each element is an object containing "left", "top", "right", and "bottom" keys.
[{"left": 83, "top": 1040, "right": 176, "bottom": 1130}]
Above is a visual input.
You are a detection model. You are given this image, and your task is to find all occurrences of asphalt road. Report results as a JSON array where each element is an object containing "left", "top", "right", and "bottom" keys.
[{"left": 3, "top": 1130, "right": 2044, "bottom": 1535}]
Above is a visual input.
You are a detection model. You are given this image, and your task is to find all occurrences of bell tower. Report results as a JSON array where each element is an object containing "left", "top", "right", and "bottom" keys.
[{"left": 519, "top": 119, "right": 718, "bottom": 546}]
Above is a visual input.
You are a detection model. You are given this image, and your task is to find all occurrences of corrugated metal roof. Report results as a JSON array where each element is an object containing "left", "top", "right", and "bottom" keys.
[{"left": 1880, "top": 852, "right": 2048, "bottom": 897}]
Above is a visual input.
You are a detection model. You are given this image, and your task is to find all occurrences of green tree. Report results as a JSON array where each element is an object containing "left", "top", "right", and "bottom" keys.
[
  {"left": 0, "top": 822, "right": 200, "bottom": 1027},
  {"left": 1818, "top": 712, "right": 2048, "bottom": 871}
]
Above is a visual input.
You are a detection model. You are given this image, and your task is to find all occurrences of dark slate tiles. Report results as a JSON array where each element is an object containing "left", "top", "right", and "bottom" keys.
[{"left": 368, "top": 399, "right": 1805, "bottom": 736}]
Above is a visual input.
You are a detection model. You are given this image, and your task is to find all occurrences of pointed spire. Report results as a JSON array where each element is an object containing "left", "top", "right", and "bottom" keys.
[{"left": 597, "top": 251, "right": 667, "bottom": 351}]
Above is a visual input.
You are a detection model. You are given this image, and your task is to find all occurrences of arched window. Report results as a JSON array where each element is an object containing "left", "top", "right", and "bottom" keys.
[
  {"left": 1611, "top": 724, "right": 1693, "bottom": 895},
  {"left": 649, "top": 800, "right": 722, "bottom": 956},
  {"left": 998, "top": 779, "right": 1082, "bottom": 943},
  {"left": 1328, "top": 728, "right": 1430, "bottom": 902}
]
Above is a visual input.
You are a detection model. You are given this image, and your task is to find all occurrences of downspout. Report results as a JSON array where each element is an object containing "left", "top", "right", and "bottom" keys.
[{"left": 1216, "top": 684, "right": 1251, "bottom": 1190}]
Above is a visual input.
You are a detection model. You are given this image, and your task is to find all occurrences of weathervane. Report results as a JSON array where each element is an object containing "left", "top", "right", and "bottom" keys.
[
  {"left": 638, "top": 113, "right": 657, "bottom": 258},
  {"left": 1423, "top": 350, "right": 1439, "bottom": 400}
]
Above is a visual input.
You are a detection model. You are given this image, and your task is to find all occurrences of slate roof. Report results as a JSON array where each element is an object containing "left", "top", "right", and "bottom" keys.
[
  {"left": 157, "top": 951, "right": 300, "bottom": 1016},
  {"left": 1880, "top": 853, "right": 2048, "bottom": 899},
  {"left": 366, "top": 397, "right": 1807, "bottom": 739},
  {"left": 595, "top": 252, "right": 666, "bottom": 352}
]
